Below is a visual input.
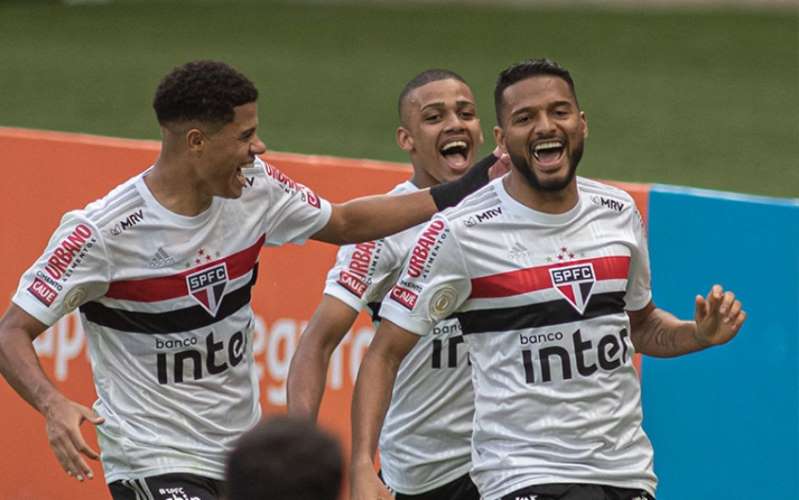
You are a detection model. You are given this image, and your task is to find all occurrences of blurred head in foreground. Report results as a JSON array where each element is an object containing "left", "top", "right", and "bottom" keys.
[{"left": 225, "top": 415, "right": 343, "bottom": 500}]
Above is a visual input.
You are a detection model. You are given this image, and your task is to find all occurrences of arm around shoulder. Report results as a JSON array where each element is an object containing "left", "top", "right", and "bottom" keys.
[{"left": 313, "top": 150, "right": 505, "bottom": 245}]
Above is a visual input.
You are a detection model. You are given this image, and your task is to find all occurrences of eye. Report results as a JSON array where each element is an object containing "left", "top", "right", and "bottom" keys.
[
  {"left": 424, "top": 114, "right": 441, "bottom": 123},
  {"left": 459, "top": 110, "right": 475, "bottom": 120},
  {"left": 513, "top": 115, "right": 530, "bottom": 125},
  {"left": 553, "top": 106, "right": 572, "bottom": 118}
]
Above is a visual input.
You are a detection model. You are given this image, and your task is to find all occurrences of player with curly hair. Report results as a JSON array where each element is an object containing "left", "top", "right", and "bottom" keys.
[{"left": 0, "top": 60, "right": 503, "bottom": 500}]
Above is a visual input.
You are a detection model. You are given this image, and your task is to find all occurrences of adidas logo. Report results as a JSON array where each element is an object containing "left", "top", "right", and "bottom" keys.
[
  {"left": 509, "top": 241, "right": 529, "bottom": 259},
  {"left": 148, "top": 247, "right": 175, "bottom": 269}
]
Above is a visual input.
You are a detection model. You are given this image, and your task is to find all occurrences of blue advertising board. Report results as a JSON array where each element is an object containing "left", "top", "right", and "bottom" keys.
[{"left": 643, "top": 185, "right": 798, "bottom": 499}]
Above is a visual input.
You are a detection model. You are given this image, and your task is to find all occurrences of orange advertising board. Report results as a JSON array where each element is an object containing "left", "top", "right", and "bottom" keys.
[{"left": 0, "top": 128, "right": 649, "bottom": 499}]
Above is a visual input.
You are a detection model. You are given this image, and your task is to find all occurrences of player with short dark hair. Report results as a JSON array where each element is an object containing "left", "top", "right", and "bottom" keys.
[
  {"left": 225, "top": 416, "right": 343, "bottom": 500},
  {"left": 0, "top": 60, "right": 500, "bottom": 500},
  {"left": 350, "top": 58, "right": 746, "bottom": 500},
  {"left": 153, "top": 60, "right": 259, "bottom": 126},
  {"left": 493, "top": 58, "right": 578, "bottom": 125},
  {"left": 288, "top": 69, "right": 505, "bottom": 500}
]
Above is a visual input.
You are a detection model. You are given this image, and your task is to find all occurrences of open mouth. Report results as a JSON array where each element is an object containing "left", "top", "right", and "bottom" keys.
[
  {"left": 440, "top": 140, "right": 470, "bottom": 170},
  {"left": 235, "top": 166, "right": 246, "bottom": 187},
  {"left": 531, "top": 140, "right": 565, "bottom": 168}
]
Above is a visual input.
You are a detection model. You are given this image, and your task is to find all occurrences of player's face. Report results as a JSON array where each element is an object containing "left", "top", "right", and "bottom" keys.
[
  {"left": 398, "top": 79, "right": 483, "bottom": 186},
  {"left": 494, "top": 75, "right": 587, "bottom": 192},
  {"left": 198, "top": 102, "right": 266, "bottom": 199}
]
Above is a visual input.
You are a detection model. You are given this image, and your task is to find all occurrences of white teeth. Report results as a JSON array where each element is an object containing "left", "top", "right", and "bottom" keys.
[
  {"left": 532, "top": 140, "right": 564, "bottom": 160},
  {"left": 534, "top": 141, "right": 563, "bottom": 152},
  {"left": 441, "top": 140, "right": 468, "bottom": 153}
]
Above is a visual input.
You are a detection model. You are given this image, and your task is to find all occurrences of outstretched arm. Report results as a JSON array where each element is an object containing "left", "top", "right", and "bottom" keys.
[
  {"left": 629, "top": 284, "right": 746, "bottom": 357},
  {"left": 350, "top": 319, "right": 420, "bottom": 500},
  {"left": 287, "top": 295, "right": 359, "bottom": 420},
  {"left": 0, "top": 304, "right": 104, "bottom": 481},
  {"left": 313, "top": 151, "right": 504, "bottom": 245}
]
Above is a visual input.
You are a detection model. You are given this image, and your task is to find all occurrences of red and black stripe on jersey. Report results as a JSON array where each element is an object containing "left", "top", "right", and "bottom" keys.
[
  {"left": 456, "top": 255, "right": 630, "bottom": 334},
  {"left": 80, "top": 235, "right": 264, "bottom": 334}
]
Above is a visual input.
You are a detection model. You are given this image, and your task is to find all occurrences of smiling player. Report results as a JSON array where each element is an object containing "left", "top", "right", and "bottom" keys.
[
  {"left": 350, "top": 59, "right": 746, "bottom": 500},
  {"left": 288, "top": 69, "right": 506, "bottom": 500},
  {"left": 0, "top": 61, "right": 502, "bottom": 500}
]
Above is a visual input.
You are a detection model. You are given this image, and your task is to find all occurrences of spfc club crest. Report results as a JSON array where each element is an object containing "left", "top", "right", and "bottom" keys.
[
  {"left": 186, "top": 263, "right": 229, "bottom": 316},
  {"left": 549, "top": 263, "right": 595, "bottom": 314}
]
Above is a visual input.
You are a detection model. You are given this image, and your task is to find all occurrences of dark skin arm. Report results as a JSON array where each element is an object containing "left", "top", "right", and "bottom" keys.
[
  {"left": 629, "top": 284, "right": 746, "bottom": 357},
  {"left": 311, "top": 150, "right": 511, "bottom": 245},
  {"left": 312, "top": 189, "right": 438, "bottom": 245},
  {"left": 0, "top": 304, "right": 104, "bottom": 481},
  {"left": 350, "top": 319, "right": 419, "bottom": 500},
  {"left": 286, "top": 295, "right": 359, "bottom": 420}
]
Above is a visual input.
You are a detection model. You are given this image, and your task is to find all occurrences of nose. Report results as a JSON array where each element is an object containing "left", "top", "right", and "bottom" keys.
[
  {"left": 534, "top": 112, "right": 556, "bottom": 137},
  {"left": 250, "top": 135, "right": 267, "bottom": 155},
  {"left": 443, "top": 111, "right": 466, "bottom": 132}
]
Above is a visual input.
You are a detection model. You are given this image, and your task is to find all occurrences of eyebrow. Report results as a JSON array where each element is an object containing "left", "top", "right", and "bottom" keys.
[
  {"left": 512, "top": 100, "right": 574, "bottom": 115},
  {"left": 239, "top": 127, "right": 257, "bottom": 138},
  {"left": 420, "top": 99, "right": 475, "bottom": 111}
]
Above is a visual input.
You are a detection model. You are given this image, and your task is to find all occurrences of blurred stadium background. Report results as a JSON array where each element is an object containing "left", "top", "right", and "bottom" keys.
[{"left": 0, "top": 0, "right": 796, "bottom": 198}]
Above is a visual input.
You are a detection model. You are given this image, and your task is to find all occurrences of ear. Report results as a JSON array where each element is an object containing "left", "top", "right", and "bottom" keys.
[
  {"left": 186, "top": 128, "right": 206, "bottom": 154},
  {"left": 580, "top": 111, "right": 588, "bottom": 139},
  {"left": 493, "top": 125, "right": 507, "bottom": 154},
  {"left": 396, "top": 126, "right": 414, "bottom": 152}
]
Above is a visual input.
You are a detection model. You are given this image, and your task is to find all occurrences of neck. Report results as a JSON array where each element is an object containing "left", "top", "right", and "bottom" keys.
[
  {"left": 145, "top": 154, "right": 213, "bottom": 217},
  {"left": 503, "top": 169, "right": 578, "bottom": 214},
  {"left": 409, "top": 164, "right": 438, "bottom": 189}
]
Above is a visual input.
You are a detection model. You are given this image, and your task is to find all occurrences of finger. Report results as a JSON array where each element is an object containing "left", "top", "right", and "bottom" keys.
[
  {"left": 69, "top": 426, "right": 101, "bottom": 462},
  {"left": 705, "top": 285, "right": 723, "bottom": 316},
  {"left": 75, "top": 454, "right": 94, "bottom": 480},
  {"left": 694, "top": 294, "right": 706, "bottom": 322},
  {"left": 78, "top": 405, "right": 105, "bottom": 426},
  {"left": 732, "top": 310, "right": 747, "bottom": 332},
  {"left": 57, "top": 437, "right": 86, "bottom": 481},
  {"left": 719, "top": 291, "right": 736, "bottom": 318},
  {"left": 50, "top": 439, "right": 74, "bottom": 477},
  {"left": 76, "top": 438, "right": 101, "bottom": 461},
  {"left": 728, "top": 300, "right": 742, "bottom": 320}
]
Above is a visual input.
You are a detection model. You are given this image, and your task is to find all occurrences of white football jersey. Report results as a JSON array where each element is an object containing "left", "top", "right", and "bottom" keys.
[
  {"left": 380, "top": 176, "right": 656, "bottom": 499},
  {"left": 324, "top": 181, "right": 472, "bottom": 494},
  {"left": 13, "top": 158, "right": 331, "bottom": 483}
]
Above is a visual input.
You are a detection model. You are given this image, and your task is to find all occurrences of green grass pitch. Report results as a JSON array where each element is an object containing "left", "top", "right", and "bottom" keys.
[{"left": 0, "top": 0, "right": 795, "bottom": 197}]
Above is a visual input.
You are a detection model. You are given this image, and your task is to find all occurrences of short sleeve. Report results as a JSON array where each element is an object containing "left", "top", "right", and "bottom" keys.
[
  {"left": 257, "top": 160, "right": 332, "bottom": 246},
  {"left": 12, "top": 212, "right": 111, "bottom": 326},
  {"left": 323, "top": 237, "right": 401, "bottom": 313},
  {"left": 624, "top": 207, "right": 652, "bottom": 311},
  {"left": 379, "top": 215, "right": 471, "bottom": 336}
]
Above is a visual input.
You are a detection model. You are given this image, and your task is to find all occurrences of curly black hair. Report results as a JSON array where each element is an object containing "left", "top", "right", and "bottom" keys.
[
  {"left": 153, "top": 60, "right": 258, "bottom": 126},
  {"left": 225, "top": 416, "right": 342, "bottom": 500},
  {"left": 494, "top": 58, "right": 578, "bottom": 125}
]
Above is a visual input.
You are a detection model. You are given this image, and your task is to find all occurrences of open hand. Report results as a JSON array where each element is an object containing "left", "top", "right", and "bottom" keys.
[
  {"left": 694, "top": 284, "right": 746, "bottom": 347},
  {"left": 44, "top": 396, "right": 105, "bottom": 481}
]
